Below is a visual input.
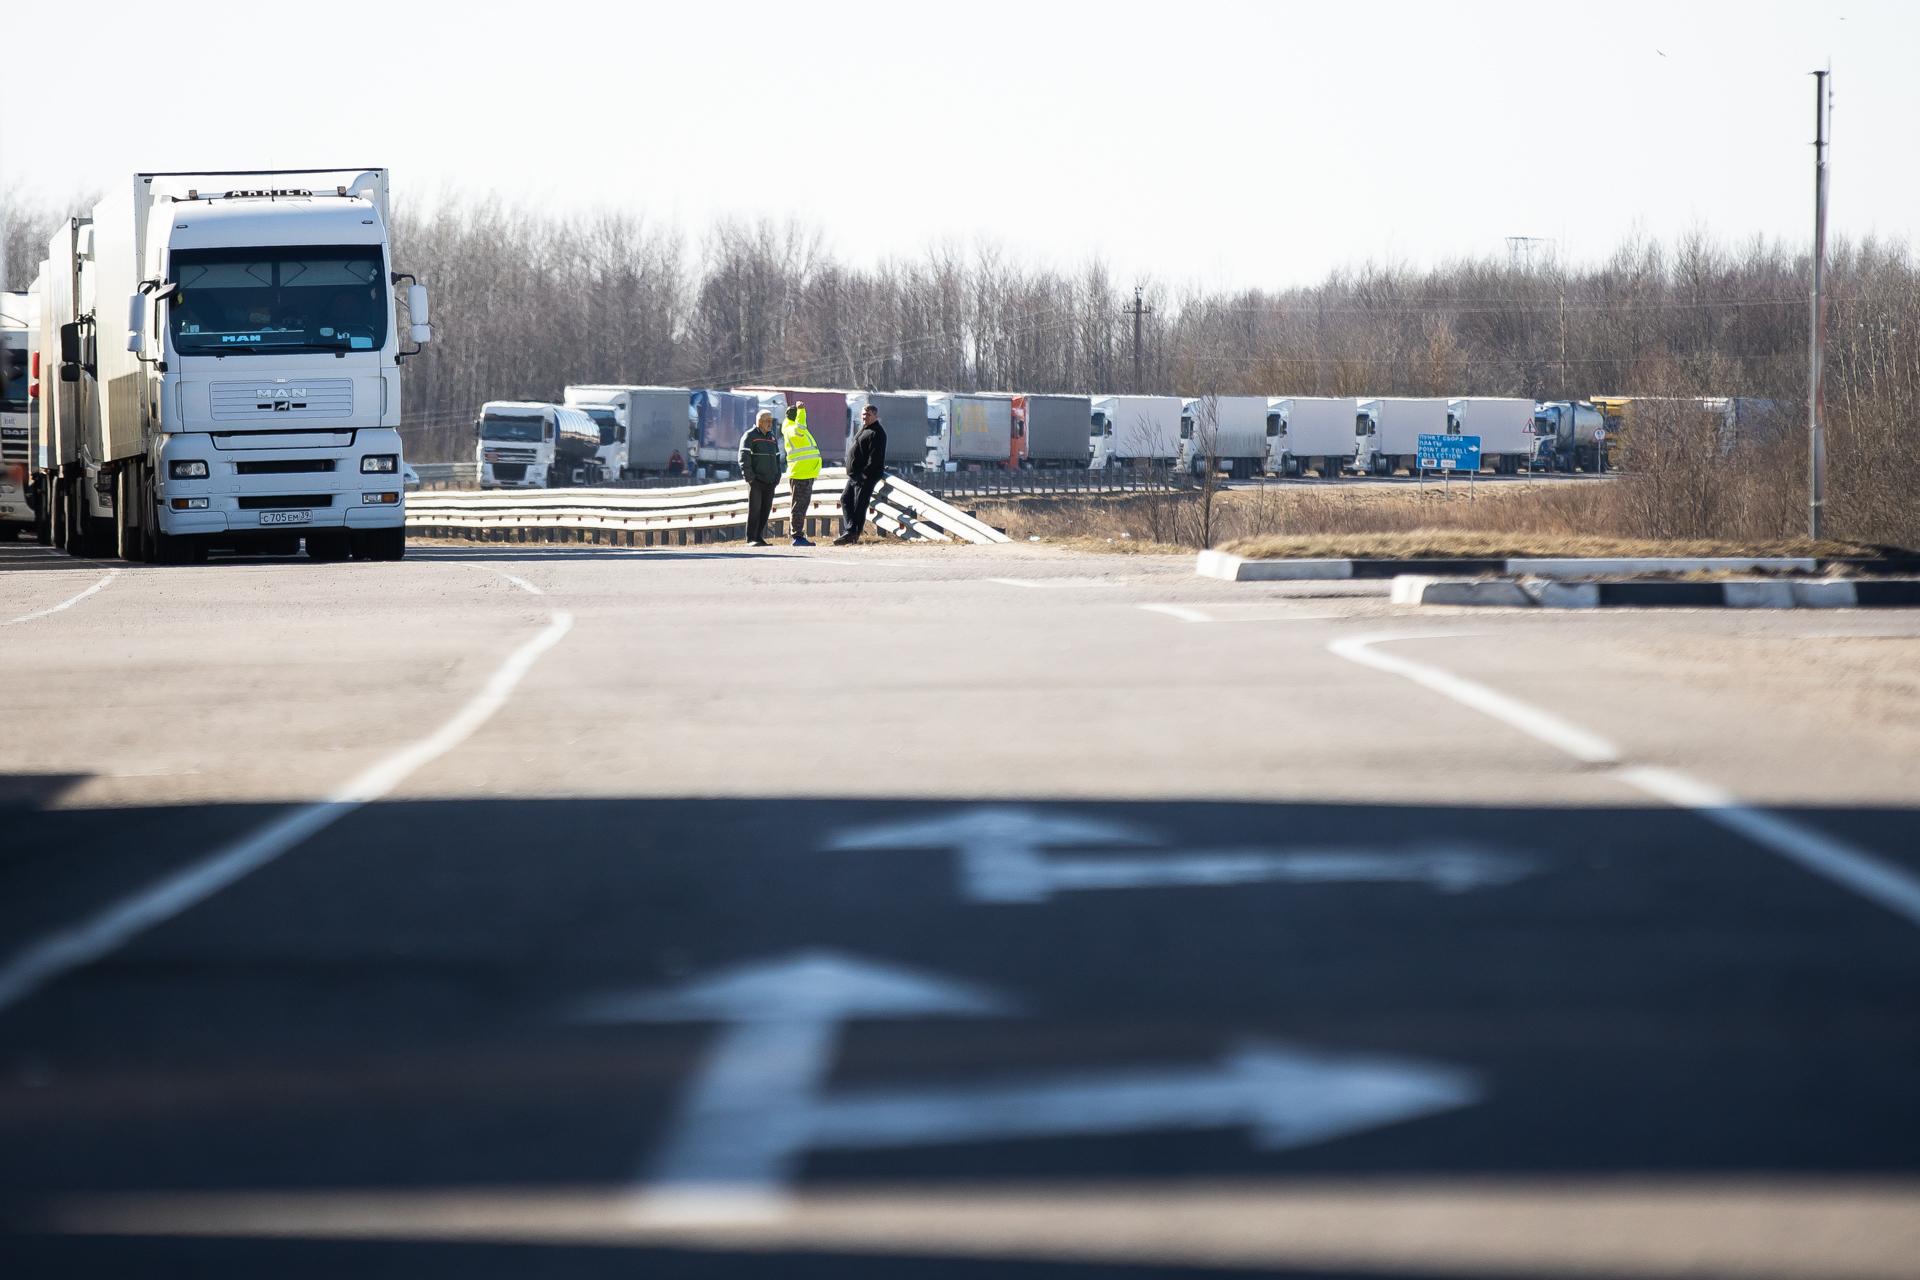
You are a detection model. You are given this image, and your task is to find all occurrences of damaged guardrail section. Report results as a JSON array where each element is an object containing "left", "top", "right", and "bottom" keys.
[{"left": 406, "top": 469, "right": 1012, "bottom": 547}]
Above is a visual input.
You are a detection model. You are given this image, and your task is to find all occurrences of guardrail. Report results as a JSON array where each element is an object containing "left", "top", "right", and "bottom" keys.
[{"left": 405, "top": 469, "right": 1012, "bottom": 547}]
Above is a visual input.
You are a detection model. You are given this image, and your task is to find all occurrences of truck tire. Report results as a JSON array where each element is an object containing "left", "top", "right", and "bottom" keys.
[
  {"left": 353, "top": 528, "right": 406, "bottom": 561},
  {"left": 306, "top": 531, "right": 351, "bottom": 561}
]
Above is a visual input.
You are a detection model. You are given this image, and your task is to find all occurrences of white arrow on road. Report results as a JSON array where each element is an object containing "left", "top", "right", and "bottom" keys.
[
  {"left": 823, "top": 807, "right": 1534, "bottom": 903},
  {"left": 575, "top": 951, "right": 1481, "bottom": 1223}
]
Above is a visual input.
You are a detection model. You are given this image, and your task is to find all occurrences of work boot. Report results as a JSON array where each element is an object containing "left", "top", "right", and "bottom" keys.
[
  {"left": 748, "top": 538, "right": 769, "bottom": 547},
  {"left": 831, "top": 533, "right": 857, "bottom": 546},
  {"left": 791, "top": 536, "right": 814, "bottom": 547}
]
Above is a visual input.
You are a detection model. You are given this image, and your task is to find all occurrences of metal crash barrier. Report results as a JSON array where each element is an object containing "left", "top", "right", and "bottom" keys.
[{"left": 404, "top": 469, "right": 1012, "bottom": 547}]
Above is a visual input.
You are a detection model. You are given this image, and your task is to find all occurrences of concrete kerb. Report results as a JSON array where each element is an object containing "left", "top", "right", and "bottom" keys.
[
  {"left": 1390, "top": 576, "right": 1920, "bottom": 610},
  {"left": 1197, "top": 551, "right": 1824, "bottom": 583}
]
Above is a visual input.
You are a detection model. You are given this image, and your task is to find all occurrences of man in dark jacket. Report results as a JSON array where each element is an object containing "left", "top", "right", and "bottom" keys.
[
  {"left": 836, "top": 403, "right": 886, "bottom": 545},
  {"left": 738, "top": 410, "right": 783, "bottom": 546}
]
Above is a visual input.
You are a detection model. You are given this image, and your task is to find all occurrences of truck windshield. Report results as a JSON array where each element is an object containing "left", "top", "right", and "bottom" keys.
[
  {"left": 1089, "top": 414, "right": 1107, "bottom": 438},
  {"left": 481, "top": 414, "right": 545, "bottom": 442},
  {"left": 582, "top": 408, "right": 618, "bottom": 445},
  {"left": 1, "top": 341, "right": 27, "bottom": 413},
  {"left": 169, "top": 245, "right": 387, "bottom": 356}
]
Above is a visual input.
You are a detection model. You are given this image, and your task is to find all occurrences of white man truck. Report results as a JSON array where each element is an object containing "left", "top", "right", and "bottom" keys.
[
  {"left": 565, "top": 385, "right": 695, "bottom": 477},
  {"left": 1091, "top": 395, "right": 1182, "bottom": 468},
  {"left": 1, "top": 291, "right": 35, "bottom": 538},
  {"left": 32, "top": 169, "right": 424, "bottom": 562},
  {"left": 476, "top": 402, "right": 601, "bottom": 488},
  {"left": 1180, "top": 396, "right": 1270, "bottom": 478},
  {"left": 1269, "top": 397, "right": 1366, "bottom": 477},
  {"left": 1446, "top": 398, "right": 1536, "bottom": 473}
]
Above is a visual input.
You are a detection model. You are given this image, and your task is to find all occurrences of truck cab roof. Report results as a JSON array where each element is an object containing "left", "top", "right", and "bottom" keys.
[{"left": 162, "top": 195, "right": 386, "bottom": 251}]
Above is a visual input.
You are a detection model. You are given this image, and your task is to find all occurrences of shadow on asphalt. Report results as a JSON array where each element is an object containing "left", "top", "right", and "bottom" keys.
[{"left": 1, "top": 791, "right": 1917, "bottom": 1274}]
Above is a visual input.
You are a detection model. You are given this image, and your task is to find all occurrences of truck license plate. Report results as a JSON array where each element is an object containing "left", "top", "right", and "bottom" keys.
[{"left": 259, "top": 510, "right": 312, "bottom": 525}]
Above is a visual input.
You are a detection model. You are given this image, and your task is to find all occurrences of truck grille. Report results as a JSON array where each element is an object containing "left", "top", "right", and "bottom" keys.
[
  {"left": 0, "top": 426, "right": 26, "bottom": 460},
  {"left": 237, "top": 494, "right": 334, "bottom": 510},
  {"left": 489, "top": 464, "right": 528, "bottom": 482},
  {"left": 236, "top": 459, "right": 336, "bottom": 474},
  {"left": 211, "top": 380, "right": 354, "bottom": 421}
]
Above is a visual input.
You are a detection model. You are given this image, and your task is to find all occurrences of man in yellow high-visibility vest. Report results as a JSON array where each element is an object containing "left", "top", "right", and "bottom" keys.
[{"left": 782, "top": 402, "right": 823, "bottom": 546}]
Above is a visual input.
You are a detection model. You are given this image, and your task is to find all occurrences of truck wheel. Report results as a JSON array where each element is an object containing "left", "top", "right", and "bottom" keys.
[
  {"left": 353, "top": 528, "right": 406, "bottom": 561},
  {"left": 306, "top": 532, "right": 351, "bottom": 562}
]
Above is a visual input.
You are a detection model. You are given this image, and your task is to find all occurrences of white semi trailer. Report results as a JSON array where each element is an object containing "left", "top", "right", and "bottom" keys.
[
  {"left": 1361, "top": 398, "right": 1450, "bottom": 476},
  {"left": 33, "top": 169, "right": 423, "bottom": 562},
  {"left": 1269, "top": 397, "right": 1365, "bottom": 477},
  {"left": 565, "top": 385, "right": 692, "bottom": 476},
  {"left": 476, "top": 401, "right": 601, "bottom": 488},
  {"left": 1091, "top": 395, "right": 1182, "bottom": 467},
  {"left": 1179, "top": 396, "right": 1270, "bottom": 478},
  {"left": 1447, "top": 398, "right": 1536, "bottom": 473}
]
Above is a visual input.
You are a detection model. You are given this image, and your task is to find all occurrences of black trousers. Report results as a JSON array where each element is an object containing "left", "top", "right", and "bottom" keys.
[
  {"left": 746, "top": 480, "right": 776, "bottom": 542},
  {"left": 840, "top": 479, "right": 877, "bottom": 537}
]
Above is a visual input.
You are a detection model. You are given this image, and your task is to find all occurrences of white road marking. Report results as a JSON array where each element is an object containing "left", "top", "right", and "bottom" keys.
[
  {"left": 476, "top": 567, "right": 542, "bottom": 595},
  {"left": 1329, "top": 632, "right": 1920, "bottom": 931},
  {"left": 2, "top": 569, "right": 119, "bottom": 627},
  {"left": 0, "top": 611, "right": 574, "bottom": 1013},
  {"left": 826, "top": 807, "right": 1531, "bottom": 904},
  {"left": 1328, "top": 632, "right": 1620, "bottom": 764},
  {"left": 576, "top": 951, "right": 1476, "bottom": 1223},
  {"left": 1138, "top": 603, "right": 1213, "bottom": 622},
  {"left": 992, "top": 577, "right": 1124, "bottom": 589},
  {"left": 1617, "top": 766, "right": 1920, "bottom": 929}
]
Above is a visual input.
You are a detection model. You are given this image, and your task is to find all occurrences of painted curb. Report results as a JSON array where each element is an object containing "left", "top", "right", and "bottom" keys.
[
  {"left": 1393, "top": 576, "right": 1920, "bottom": 610},
  {"left": 1198, "top": 553, "right": 1832, "bottom": 581}
]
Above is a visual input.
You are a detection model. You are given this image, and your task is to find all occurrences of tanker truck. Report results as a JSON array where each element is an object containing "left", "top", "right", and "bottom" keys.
[{"left": 475, "top": 401, "right": 601, "bottom": 488}]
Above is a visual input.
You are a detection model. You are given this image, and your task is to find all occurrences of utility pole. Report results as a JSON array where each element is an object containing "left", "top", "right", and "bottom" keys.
[
  {"left": 1808, "top": 69, "right": 1831, "bottom": 539},
  {"left": 1125, "top": 287, "right": 1152, "bottom": 393}
]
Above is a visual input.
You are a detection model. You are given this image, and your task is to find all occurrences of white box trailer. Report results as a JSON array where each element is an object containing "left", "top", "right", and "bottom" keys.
[
  {"left": 565, "top": 385, "right": 690, "bottom": 475},
  {"left": 1271, "top": 397, "right": 1365, "bottom": 476},
  {"left": 1, "top": 291, "right": 35, "bottom": 536},
  {"left": 1092, "top": 395, "right": 1182, "bottom": 466},
  {"left": 949, "top": 393, "right": 1013, "bottom": 464},
  {"left": 1363, "top": 398, "right": 1450, "bottom": 475},
  {"left": 1180, "top": 395, "right": 1269, "bottom": 477},
  {"left": 1447, "top": 398, "right": 1535, "bottom": 473}
]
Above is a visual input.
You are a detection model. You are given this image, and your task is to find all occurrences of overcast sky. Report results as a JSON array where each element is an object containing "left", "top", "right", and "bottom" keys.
[{"left": 3, "top": 0, "right": 1908, "bottom": 289}]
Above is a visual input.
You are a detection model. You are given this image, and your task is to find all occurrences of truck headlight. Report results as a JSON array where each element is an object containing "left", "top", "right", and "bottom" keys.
[
  {"left": 170, "top": 497, "right": 210, "bottom": 510},
  {"left": 169, "top": 459, "right": 209, "bottom": 478},
  {"left": 360, "top": 492, "right": 399, "bottom": 504},
  {"left": 360, "top": 454, "right": 398, "bottom": 474}
]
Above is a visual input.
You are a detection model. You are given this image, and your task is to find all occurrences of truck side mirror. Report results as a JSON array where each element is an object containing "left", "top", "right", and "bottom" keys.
[
  {"left": 59, "top": 322, "right": 81, "bottom": 364},
  {"left": 408, "top": 284, "right": 429, "bottom": 326},
  {"left": 126, "top": 294, "right": 146, "bottom": 352},
  {"left": 60, "top": 362, "right": 79, "bottom": 383},
  {"left": 617, "top": 426, "right": 627, "bottom": 443},
  {"left": 473, "top": 420, "right": 482, "bottom": 439},
  {"left": 411, "top": 324, "right": 432, "bottom": 344}
]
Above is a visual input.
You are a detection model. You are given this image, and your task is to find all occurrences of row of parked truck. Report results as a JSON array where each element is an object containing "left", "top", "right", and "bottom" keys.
[{"left": 471, "top": 387, "right": 1631, "bottom": 490}]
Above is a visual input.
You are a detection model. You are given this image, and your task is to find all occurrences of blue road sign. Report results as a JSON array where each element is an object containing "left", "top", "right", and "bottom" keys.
[{"left": 1418, "top": 434, "right": 1480, "bottom": 471}]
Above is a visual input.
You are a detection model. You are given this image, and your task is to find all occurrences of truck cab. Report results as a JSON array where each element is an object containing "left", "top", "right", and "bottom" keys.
[
  {"left": 1088, "top": 400, "right": 1114, "bottom": 469},
  {"left": 1354, "top": 403, "right": 1381, "bottom": 474},
  {"left": 577, "top": 403, "right": 625, "bottom": 480},
  {"left": 476, "top": 401, "right": 600, "bottom": 488}
]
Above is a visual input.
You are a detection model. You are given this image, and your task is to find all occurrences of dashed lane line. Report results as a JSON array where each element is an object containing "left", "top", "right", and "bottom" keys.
[
  {"left": 2, "top": 569, "right": 119, "bottom": 627},
  {"left": 1328, "top": 631, "right": 1920, "bottom": 931},
  {"left": 0, "top": 610, "right": 575, "bottom": 1013}
]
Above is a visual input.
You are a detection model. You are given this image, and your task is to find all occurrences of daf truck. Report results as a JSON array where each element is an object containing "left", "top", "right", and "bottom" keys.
[
  {"left": 1446, "top": 398, "right": 1535, "bottom": 473},
  {"left": 1532, "top": 401, "right": 1606, "bottom": 472},
  {"left": 1091, "top": 395, "right": 1182, "bottom": 468},
  {"left": 1269, "top": 397, "right": 1365, "bottom": 477},
  {"left": 32, "top": 169, "right": 424, "bottom": 562},
  {"left": 476, "top": 401, "right": 600, "bottom": 488},
  {"left": 565, "top": 385, "right": 694, "bottom": 476}
]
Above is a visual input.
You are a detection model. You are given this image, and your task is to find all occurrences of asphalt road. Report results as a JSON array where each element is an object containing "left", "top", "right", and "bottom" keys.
[{"left": 2, "top": 536, "right": 1917, "bottom": 1279}]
